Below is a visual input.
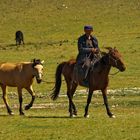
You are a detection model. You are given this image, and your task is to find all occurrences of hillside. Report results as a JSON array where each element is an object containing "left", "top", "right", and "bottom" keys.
[{"left": 0, "top": 0, "right": 140, "bottom": 89}]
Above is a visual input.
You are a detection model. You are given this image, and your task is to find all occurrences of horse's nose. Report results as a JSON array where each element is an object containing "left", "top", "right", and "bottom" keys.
[
  {"left": 37, "top": 79, "right": 42, "bottom": 84},
  {"left": 120, "top": 65, "right": 126, "bottom": 72}
]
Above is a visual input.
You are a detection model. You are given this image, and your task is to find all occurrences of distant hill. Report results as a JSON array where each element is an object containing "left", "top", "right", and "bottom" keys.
[{"left": 0, "top": 0, "right": 140, "bottom": 88}]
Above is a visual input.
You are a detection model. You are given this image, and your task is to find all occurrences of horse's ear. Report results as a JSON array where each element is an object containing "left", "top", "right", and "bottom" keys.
[
  {"left": 101, "top": 51, "right": 107, "bottom": 56},
  {"left": 41, "top": 60, "right": 44, "bottom": 64},
  {"left": 104, "top": 47, "right": 112, "bottom": 50},
  {"left": 114, "top": 47, "right": 117, "bottom": 50},
  {"left": 32, "top": 58, "right": 36, "bottom": 63},
  {"left": 31, "top": 59, "right": 36, "bottom": 67},
  {"left": 31, "top": 59, "right": 35, "bottom": 62}
]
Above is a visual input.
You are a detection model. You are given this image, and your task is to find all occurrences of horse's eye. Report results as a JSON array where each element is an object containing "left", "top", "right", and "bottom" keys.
[{"left": 113, "top": 53, "right": 116, "bottom": 56}]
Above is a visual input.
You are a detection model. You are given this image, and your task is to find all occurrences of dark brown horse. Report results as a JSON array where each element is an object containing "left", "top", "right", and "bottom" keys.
[
  {"left": 51, "top": 47, "right": 126, "bottom": 118},
  {"left": 15, "top": 31, "right": 24, "bottom": 46}
]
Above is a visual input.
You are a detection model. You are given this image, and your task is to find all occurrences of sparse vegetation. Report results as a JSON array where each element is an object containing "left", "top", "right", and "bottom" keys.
[{"left": 0, "top": 0, "right": 140, "bottom": 140}]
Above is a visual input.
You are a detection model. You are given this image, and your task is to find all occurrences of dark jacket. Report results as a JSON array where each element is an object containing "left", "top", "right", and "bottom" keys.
[{"left": 76, "top": 34, "right": 99, "bottom": 64}]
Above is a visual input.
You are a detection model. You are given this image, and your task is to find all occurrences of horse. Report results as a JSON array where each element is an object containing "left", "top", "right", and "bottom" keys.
[
  {"left": 0, "top": 59, "right": 44, "bottom": 115},
  {"left": 15, "top": 31, "right": 24, "bottom": 46},
  {"left": 51, "top": 47, "right": 126, "bottom": 118}
]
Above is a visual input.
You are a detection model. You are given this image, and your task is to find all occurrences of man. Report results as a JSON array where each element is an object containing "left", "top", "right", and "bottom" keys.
[
  {"left": 76, "top": 25, "right": 99, "bottom": 64},
  {"left": 74, "top": 25, "right": 100, "bottom": 85}
]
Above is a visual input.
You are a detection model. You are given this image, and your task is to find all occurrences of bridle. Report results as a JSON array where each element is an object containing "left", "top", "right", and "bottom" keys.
[
  {"left": 32, "top": 63, "right": 43, "bottom": 78},
  {"left": 108, "top": 54, "right": 120, "bottom": 75},
  {"left": 108, "top": 54, "right": 120, "bottom": 68}
]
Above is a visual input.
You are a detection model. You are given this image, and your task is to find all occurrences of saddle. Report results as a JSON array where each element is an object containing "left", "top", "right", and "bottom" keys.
[
  {"left": 72, "top": 54, "right": 101, "bottom": 87},
  {"left": 72, "top": 64, "right": 89, "bottom": 87}
]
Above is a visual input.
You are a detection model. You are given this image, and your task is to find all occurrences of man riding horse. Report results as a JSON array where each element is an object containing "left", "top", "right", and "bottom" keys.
[
  {"left": 51, "top": 26, "right": 126, "bottom": 117},
  {"left": 74, "top": 25, "right": 100, "bottom": 86}
]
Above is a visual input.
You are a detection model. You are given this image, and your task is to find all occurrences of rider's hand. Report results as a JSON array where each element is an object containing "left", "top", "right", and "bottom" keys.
[
  {"left": 91, "top": 48, "right": 98, "bottom": 53},
  {"left": 95, "top": 48, "right": 99, "bottom": 54},
  {"left": 91, "top": 48, "right": 95, "bottom": 53}
]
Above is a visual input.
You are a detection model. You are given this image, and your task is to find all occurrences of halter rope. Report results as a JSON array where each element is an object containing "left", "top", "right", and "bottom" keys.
[{"left": 108, "top": 55, "right": 120, "bottom": 76}]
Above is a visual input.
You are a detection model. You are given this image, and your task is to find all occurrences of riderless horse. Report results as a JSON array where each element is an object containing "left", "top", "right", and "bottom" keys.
[
  {"left": 15, "top": 31, "right": 24, "bottom": 46},
  {"left": 0, "top": 59, "right": 44, "bottom": 115}
]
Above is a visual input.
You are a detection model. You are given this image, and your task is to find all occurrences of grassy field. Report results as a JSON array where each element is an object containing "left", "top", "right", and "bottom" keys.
[
  {"left": 0, "top": 91, "right": 140, "bottom": 140},
  {"left": 0, "top": 0, "right": 140, "bottom": 140},
  {"left": 0, "top": 0, "right": 140, "bottom": 89}
]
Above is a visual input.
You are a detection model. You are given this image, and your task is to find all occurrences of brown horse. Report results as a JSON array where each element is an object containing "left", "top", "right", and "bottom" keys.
[
  {"left": 51, "top": 47, "right": 126, "bottom": 118},
  {"left": 0, "top": 59, "right": 44, "bottom": 115}
]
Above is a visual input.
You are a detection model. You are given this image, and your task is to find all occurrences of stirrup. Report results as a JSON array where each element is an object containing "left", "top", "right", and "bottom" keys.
[{"left": 82, "top": 79, "right": 89, "bottom": 87}]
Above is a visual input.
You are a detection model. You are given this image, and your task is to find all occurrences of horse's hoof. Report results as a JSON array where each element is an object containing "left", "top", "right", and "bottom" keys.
[
  {"left": 25, "top": 105, "right": 30, "bottom": 110},
  {"left": 111, "top": 115, "right": 116, "bottom": 118},
  {"left": 70, "top": 114, "right": 76, "bottom": 118},
  {"left": 109, "top": 113, "right": 116, "bottom": 118},
  {"left": 84, "top": 114, "right": 90, "bottom": 118},
  {"left": 20, "top": 112, "right": 25, "bottom": 115},
  {"left": 73, "top": 112, "right": 77, "bottom": 116},
  {"left": 9, "top": 112, "right": 14, "bottom": 115}
]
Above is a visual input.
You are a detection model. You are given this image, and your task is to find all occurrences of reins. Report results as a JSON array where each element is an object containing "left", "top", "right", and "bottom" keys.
[
  {"left": 42, "top": 80, "right": 55, "bottom": 84},
  {"left": 42, "top": 79, "right": 65, "bottom": 84},
  {"left": 109, "top": 70, "right": 120, "bottom": 76},
  {"left": 108, "top": 54, "right": 120, "bottom": 76}
]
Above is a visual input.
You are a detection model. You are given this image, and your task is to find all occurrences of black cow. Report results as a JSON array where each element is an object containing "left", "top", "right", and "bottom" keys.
[{"left": 15, "top": 31, "right": 24, "bottom": 45}]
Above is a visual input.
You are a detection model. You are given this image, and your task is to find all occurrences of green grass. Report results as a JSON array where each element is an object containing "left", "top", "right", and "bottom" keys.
[
  {"left": 0, "top": 0, "right": 140, "bottom": 140},
  {"left": 0, "top": 93, "right": 140, "bottom": 140},
  {"left": 0, "top": 0, "right": 140, "bottom": 89}
]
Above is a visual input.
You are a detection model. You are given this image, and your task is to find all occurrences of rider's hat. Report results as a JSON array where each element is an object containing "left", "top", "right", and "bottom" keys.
[{"left": 84, "top": 25, "right": 93, "bottom": 31}]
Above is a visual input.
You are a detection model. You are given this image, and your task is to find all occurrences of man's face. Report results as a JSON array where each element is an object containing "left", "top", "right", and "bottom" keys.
[{"left": 84, "top": 29, "right": 93, "bottom": 36}]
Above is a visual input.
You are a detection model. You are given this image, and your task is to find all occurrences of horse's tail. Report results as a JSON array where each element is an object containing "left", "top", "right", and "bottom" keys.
[{"left": 51, "top": 62, "right": 66, "bottom": 100}]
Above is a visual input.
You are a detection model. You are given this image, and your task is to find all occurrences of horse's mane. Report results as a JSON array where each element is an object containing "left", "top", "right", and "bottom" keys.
[
  {"left": 67, "top": 59, "right": 76, "bottom": 65},
  {"left": 92, "top": 53, "right": 109, "bottom": 71},
  {"left": 66, "top": 54, "right": 109, "bottom": 70},
  {"left": 32, "top": 59, "right": 43, "bottom": 67}
]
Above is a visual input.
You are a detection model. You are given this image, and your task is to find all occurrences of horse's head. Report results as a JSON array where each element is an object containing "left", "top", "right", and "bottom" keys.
[
  {"left": 106, "top": 47, "right": 126, "bottom": 72},
  {"left": 32, "top": 59, "right": 44, "bottom": 83}
]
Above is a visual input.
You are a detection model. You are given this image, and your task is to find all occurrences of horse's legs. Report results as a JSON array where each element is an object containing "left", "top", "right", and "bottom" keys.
[
  {"left": 84, "top": 89, "right": 93, "bottom": 118},
  {"left": 19, "top": 40, "right": 21, "bottom": 45},
  {"left": 22, "top": 39, "right": 25, "bottom": 45},
  {"left": 1, "top": 85, "right": 13, "bottom": 115},
  {"left": 17, "top": 87, "right": 24, "bottom": 115},
  {"left": 66, "top": 81, "right": 77, "bottom": 117},
  {"left": 101, "top": 89, "right": 115, "bottom": 118},
  {"left": 25, "top": 86, "right": 35, "bottom": 110},
  {"left": 67, "top": 91, "right": 73, "bottom": 117},
  {"left": 70, "top": 82, "right": 78, "bottom": 116}
]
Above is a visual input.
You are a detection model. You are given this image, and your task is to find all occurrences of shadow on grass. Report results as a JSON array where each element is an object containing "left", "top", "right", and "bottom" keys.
[
  {"left": 0, "top": 114, "right": 83, "bottom": 119},
  {"left": 0, "top": 114, "right": 15, "bottom": 117},
  {"left": 27, "top": 115, "right": 83, "bottom": 119},
  {"left": 0, "top": 40, "right": 70, "bottom": 50},
  {"left": 0, "top": 114, "right": 8, "bottom": 117}
]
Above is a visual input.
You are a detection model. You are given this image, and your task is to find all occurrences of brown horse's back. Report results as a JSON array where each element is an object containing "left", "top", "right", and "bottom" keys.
[
  {"left": 62, "top": 59, "right": 76, "bottom": 80},
  {"left": 62, "top": 59, "right": 109, "bottom": 90},
  {"left": 51, "top": 59, "right": 76, "bottom": 100}
]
